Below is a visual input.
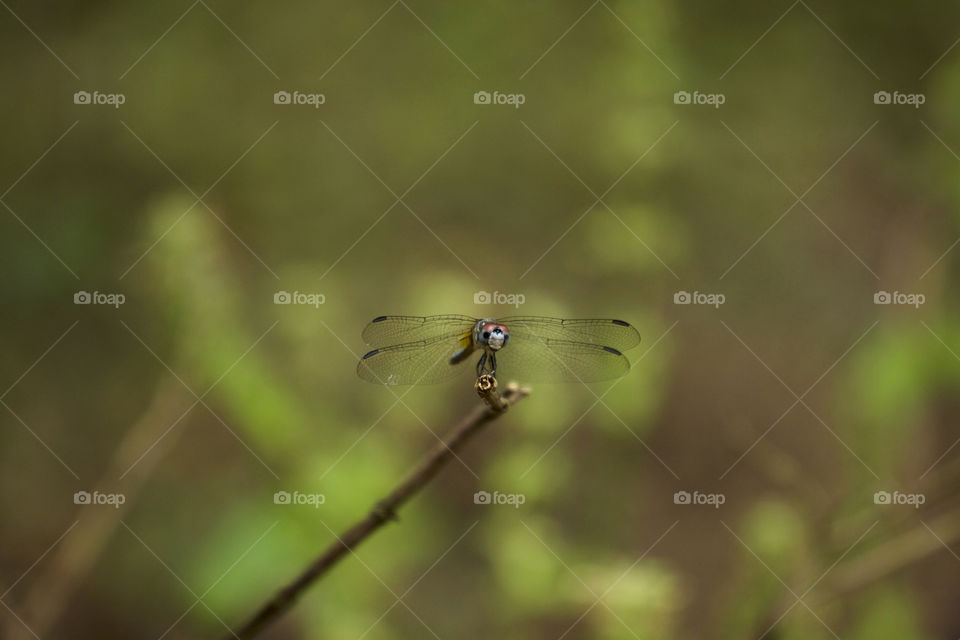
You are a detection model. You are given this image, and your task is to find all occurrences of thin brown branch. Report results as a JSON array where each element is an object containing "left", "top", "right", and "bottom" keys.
[
  {"left": 226, "top": 379, "right": 530, "bottom": 640},
  {"left": 824, "top": 510, "right": 960, "bottom": 598},
  {"left": 4, "top": 376, "right": 193, "bottom": 640},
  {"left": 750, "top": 509, "right": 960, "bottom": 638}
]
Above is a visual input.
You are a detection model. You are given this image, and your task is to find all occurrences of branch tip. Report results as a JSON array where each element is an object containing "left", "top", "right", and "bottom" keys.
[{"left": 227, "top": 382, "right": 530, "bottom": 639}]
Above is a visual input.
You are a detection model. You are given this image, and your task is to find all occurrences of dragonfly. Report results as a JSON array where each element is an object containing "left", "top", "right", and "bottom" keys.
[{"left": 357, "top": 315, "right": 641, "bottom": 385}]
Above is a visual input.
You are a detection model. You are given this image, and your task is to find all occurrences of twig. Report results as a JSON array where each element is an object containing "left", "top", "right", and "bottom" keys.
[
  {"left": 226, "top": 379, "right": 530, "bottom": 639},
  {"left": 824, "top": 509, "right": 960, "bottom": 598},
  {"left": 4, "top": 376, "right": 193, "bottom": 640},
  {"left": 751, "top": 509, "right": 960, "bottom": 637}
]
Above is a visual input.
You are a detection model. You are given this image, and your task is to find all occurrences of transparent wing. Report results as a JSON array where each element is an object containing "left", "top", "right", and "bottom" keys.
[
  {"left": 499, "top": 317, "right": 641, "bottom": 352},
  {"left": 357, "top": 333, "right": 474, "bottom": 385},
  {"left": 361, "top": 314, "right": 476, "bottom": 346},
  {"left": 494, "top": 336, "right": 632, "bottom": 383}
]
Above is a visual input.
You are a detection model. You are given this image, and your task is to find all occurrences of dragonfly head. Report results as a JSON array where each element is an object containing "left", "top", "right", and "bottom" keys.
[{"left": 478, "top": 322, "right": 509, "bottom": 351}]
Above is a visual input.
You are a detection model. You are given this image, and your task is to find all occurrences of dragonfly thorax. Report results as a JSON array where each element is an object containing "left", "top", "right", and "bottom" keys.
[{"left": 476, "top": 321, "right": 509, "bottom": 351}]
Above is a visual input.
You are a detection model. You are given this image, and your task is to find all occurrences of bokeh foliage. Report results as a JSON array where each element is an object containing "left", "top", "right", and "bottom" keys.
[{"left": 1, "top": 1, "right": 959, "bottom": 639}]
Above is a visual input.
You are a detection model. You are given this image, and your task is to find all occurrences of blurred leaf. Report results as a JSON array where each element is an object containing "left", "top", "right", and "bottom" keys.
[{"left": 848, "top": 587, "right": 932, "bottom": 640}]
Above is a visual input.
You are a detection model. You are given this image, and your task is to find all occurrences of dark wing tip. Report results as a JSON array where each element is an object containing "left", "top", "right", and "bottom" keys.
[
  {"left": 612, "top": 319, "right": 641, "bottom": 347},
  {"left": 362, "top": 349, "right": 379, "bottom": 359},
  {"left": 371, "top": 315, "right": 388, "bottom": 323},
  {"left": 602, "top": 346, "right": 623, "bottom": 356}
]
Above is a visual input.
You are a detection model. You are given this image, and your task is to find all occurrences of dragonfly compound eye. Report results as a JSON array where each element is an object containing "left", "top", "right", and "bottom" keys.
[{"left": 487, "top": 327, "right": 507, "bottom": 350}]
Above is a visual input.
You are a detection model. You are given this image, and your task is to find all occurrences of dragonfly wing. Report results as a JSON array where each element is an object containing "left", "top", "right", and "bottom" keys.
[
  {"left": 494, "top": 337, "right": 631, "bottom": 383},
  {"left": 357, "top": 334, "right": 474, "bottom": 385},
  {"left": 499, "top": 317, "right": 641, "bottom": 352},
  {"left": 361, "top": 314, "right": 476, "bottom": 346}
]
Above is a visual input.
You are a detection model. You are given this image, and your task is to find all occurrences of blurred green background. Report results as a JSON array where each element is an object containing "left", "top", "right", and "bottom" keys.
[{"left": 2, "top": 1, "right": 960, "bottom": 638}]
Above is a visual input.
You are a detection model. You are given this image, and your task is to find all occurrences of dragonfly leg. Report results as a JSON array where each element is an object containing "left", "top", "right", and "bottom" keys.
[{"left": 476, "top": 351, "right": 498, "bottom": 378}]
